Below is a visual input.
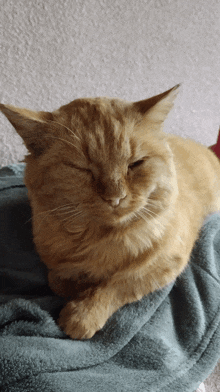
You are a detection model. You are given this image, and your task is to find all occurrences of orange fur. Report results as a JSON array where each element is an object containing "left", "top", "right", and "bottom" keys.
[{"left": 1, "top": 85, "right": 220, "bottom": 339}]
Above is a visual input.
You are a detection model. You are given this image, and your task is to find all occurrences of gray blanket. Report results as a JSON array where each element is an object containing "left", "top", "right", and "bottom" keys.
[{"left": 0, "top": 164, "right": 220, "bottom": 392}]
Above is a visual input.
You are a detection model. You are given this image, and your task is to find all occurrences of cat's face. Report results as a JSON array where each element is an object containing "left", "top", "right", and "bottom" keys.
[{"left": 0, "top": 86, "right": 179, "bottom": 228}]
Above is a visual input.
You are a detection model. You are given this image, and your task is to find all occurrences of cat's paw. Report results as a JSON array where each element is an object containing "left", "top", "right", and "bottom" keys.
[{"left": 58, "top": 301, "right": 105, "bottom": 340}]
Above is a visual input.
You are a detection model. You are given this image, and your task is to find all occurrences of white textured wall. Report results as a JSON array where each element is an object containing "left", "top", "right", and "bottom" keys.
[{"left": 0, "top": 0, "right": 220, "bottom": 167}]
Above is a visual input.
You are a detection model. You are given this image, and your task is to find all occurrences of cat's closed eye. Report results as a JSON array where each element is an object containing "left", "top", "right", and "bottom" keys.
[
  {"left": 64, "top": 161, "right": 81, "bottom": 170},
  {"left": 128, "top": 159, "right": 145, "bottom": 169},
  {"left": 64, "top": 161, "right": 92, "bottom": 175}
]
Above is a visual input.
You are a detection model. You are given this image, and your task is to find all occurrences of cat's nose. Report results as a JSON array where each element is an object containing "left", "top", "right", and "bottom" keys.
[{"left": 102, "top": 195, "right": 126, "bottom": 207}]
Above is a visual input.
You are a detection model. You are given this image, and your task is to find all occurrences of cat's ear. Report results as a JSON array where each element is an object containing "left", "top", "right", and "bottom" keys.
[
  {"left": 0, "top": 104, "right": 53, "bottom": 156},
  {"left": 133, "top": 84, "right": 180, "bottom": 130}
]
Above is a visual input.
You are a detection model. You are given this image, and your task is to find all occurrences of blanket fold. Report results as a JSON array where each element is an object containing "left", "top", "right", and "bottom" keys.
[{"left": 0, "top": 164, "right": 219, "bottom": 392}]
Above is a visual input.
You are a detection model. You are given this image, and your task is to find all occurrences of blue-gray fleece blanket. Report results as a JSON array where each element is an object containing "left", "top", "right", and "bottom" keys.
[{"left": 0, "top": 164, "right": 220, "bottom": 392}]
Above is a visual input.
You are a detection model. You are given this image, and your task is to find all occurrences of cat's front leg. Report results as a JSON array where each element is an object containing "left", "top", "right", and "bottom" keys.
[
  {"left": 48, "top": 270, "right": 119, "bottom": 339},
  {"left": 57, "top": 276, "right": 148, "bottom": 339},
  {"left": 58, "top": 300, "right": 104, "bottom": 339},
  {"left": 58, "top": 288, "right": 117, "bottom": 339}
]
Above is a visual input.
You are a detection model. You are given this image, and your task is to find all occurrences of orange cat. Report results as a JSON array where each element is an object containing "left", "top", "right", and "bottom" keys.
[{"left": 1, "top": 85, "right": 220, "bottom": 339}]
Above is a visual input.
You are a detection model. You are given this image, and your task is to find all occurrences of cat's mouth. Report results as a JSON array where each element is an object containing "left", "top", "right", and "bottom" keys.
[
  {"left": 103, "top": 202, "right": 145, "bottom": 226},
  {"left": 106, "top": 186, "right": 160, "bottom": 226}
]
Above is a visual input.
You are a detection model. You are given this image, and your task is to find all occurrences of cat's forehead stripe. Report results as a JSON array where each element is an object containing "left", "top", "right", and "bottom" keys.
[
  {"left": 66, "top": 98, "right": 143, "bottom": 165},
  {"left": 70, "top": 100, "right": 132, "bottom": 163}
]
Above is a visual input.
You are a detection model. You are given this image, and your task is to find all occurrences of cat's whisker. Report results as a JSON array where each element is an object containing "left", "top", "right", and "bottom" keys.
[
  {"left": 57, "top": 209, "right": 80, "bottom": 215},
  {"left": 61, "top": 214, "right": 83, "bottom": 223},
  {"left": 57, "top": 206, "right": 79, "bottom": 211},
  {"left": 32, "top": 204, "right": 78, "bottom": 229},
  {"left": 37, "top": 203, "right": 78, "bottom": 217},
  {"left": 56, "top": 205, "right": 81, "bottom": 214},
  {"left": 145, "top": 200, "right": 159, "bottom": 208},
  {"left": 61, "top": 210, "right": 84, "bottom": 222},
  {"left": 24, "top": 217, "right": 33, "bottom": 224},
  {"left": 140, "top": 207, "right": 154, "bottom": 217},
  {"left": 49, "top": 120, "right": 81, "bottom": 142},
  {"left": 142, "top": 206, "right": 160, "bottom": 218},
  {"left": 24, "top": 203, "right": 77, "bottom": 224},
  {"left": 44, "top": 135, "right": 82, "bottom": 153},
  {"left": 136, "top": 211, "right": 149, "bottom": 224},
  {"left": 146, "top": 204, "right": 162, "bottom": 213},
  {"left": 142, "top": 205, "right": 160, "bottom": 215},
  {"left": 138, "top": 209, "right": 162, "bottom": 227},
  {"left": 133, "top": 212, "right": 141, "bottom": 221},
  {"left": 142, "top": 211, "right": 161, "bottom": 224}
]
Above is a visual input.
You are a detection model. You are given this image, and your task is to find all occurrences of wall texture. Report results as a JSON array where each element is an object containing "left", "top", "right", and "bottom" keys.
[{"left": 0, "top": 0, "right": 220, "bottom": 167}]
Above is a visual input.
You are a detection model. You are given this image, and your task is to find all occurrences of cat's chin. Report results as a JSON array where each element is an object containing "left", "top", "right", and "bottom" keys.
[
  {"left": 104, "top": 208, "right": 142, "bottom": 227},
  {"left": 105, "top": 191, "right": 157, "bottom": 227},
  {"left": 110, "top": 214, "right": 132, "bottom": 226}
]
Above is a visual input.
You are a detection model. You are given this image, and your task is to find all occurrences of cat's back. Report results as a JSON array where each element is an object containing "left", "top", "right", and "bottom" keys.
[
  {"left": 167, "top": 133, "right": 220, "bottom": 212},
  {"left": 167, "top": 133, "right": 219, "bottom": 172}
]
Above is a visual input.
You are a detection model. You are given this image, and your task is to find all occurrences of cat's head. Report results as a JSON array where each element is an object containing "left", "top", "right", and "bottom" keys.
[{"left": 0, "top": 85, "right": 179, "bottom": 228}]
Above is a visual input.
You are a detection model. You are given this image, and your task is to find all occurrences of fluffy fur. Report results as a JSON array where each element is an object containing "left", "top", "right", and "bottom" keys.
[{"left": 1, "top": 85, "right": 220, "bottom": 339}]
